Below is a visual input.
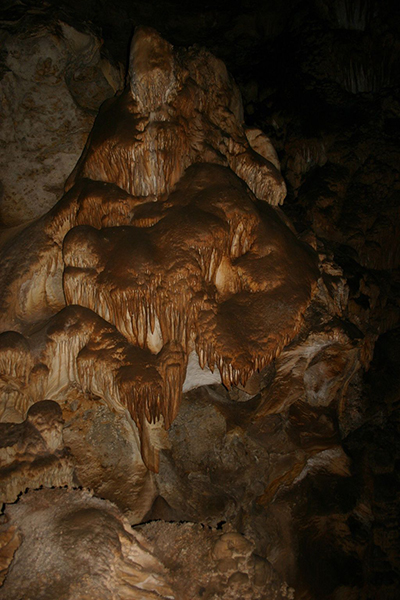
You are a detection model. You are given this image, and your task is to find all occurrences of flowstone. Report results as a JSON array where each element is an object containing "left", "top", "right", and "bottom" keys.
[
  {"left": 0, "top": 26, "right": 328, "bottom": 600},
  {"left": 0, "top": 27, "right": 319, "bottom": 469}
]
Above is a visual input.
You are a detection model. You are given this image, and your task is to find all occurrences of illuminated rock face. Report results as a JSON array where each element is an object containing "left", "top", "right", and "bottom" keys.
[
  {"left": 0, "top": 488, "right": 175, "bottom": 600},
  {"left": 0, "top": 21, "right": 123, "bottom": 226},
  {"left": 0, "top": 487, "right": 292, "bottom": 600},
  {"left": 66, "top": 27, "right": 286, "bottom": 206},
  {"left": 0, "top": 27, "right": 319, "bottom": 470}
]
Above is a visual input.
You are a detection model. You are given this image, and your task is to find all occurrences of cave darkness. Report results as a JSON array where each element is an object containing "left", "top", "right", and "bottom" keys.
[{"left": 0, "top": 0, "right": 399, "bottom": 599}]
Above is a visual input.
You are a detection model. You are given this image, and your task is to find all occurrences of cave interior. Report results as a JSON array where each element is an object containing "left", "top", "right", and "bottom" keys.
[{"left": 0, "top": 1, "right": 399, "bottom": 599}]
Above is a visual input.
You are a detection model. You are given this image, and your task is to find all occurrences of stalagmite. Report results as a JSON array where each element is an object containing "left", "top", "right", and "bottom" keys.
[{"left": 0, "top": 27, "right": 319, "bottom": 469}]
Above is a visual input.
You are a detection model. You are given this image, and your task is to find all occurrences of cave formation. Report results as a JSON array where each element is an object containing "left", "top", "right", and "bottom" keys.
[
  {"left": 0, "top": 2, "right": 399, "bottom": 599},
  {"left": 0, "top": 26, "right": 319, "bottom": 471}
]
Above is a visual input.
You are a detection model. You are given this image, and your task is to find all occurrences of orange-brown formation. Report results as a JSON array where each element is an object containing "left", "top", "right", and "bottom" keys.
[
  {"left": 0, "top": 27, "right": 319, "bottom": 469},
  {"left": 0, "top": 306, "right": 183, "bottom": 469},
  {"left": 66, "top": 27, "right": 286, "bottom": 206}
]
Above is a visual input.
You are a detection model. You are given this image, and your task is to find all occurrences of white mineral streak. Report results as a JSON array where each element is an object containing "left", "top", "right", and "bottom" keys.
[{"left": 292, "top": 447, "right": 351, "bottom": 485}]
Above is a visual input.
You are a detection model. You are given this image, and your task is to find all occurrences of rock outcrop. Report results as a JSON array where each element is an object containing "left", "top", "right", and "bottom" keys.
[
  {"left": 0, "top": 4, "right": 399, "bottom": 598},
  {"left": 0, "top": 18, "right": 123, "bottom": 225},
  {"left": 0, "top": 488, "right": 175, "bottom": 600}
]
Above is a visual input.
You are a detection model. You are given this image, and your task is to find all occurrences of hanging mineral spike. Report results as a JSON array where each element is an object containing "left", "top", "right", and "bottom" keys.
[{"left": 0, "top": 26, "right": 319, "bottom": 470}]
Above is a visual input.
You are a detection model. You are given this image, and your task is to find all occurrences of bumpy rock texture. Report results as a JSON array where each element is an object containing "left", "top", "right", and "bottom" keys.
[
  {"left": 0, "top": 487, "right": 295, "bottom": 600},
  {"left": 0, "top": 488, "right": 175, "bottom": 600},
  {"left": 0, "top": 17, "right": 123, "bottom": 225},
  {"left": 0, "top": 1, "right": 399, "bottom": 599},
  {"left": 0, "top": 400, "right": 73, "bottom": 503}
]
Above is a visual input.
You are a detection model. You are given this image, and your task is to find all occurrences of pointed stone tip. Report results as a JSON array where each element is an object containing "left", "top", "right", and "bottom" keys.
[{"left": 128, "top": 26, "right": 175, "bottom": 111}]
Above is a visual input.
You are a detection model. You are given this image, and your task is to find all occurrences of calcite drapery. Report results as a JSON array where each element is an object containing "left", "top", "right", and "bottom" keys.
[{"left": 0, "top": 27, "right": 319, "bottom": 469}]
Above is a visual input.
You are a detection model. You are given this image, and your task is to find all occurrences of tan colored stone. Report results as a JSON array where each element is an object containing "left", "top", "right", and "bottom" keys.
[
  {"left": 0, "top": 488, "right": 175, "bottom": 600},
  {"left": 0, "top": 21, "right": 123, "bottom": 225},
  {"left": 213, "top": 532, "right": 254, "bottom": 561}
]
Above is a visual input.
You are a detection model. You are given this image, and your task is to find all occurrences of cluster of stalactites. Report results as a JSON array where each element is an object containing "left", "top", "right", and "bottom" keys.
[
  {"left": 0, "top": 29, "right": 320, "bottom": 472},
  {"left": 62, "top": 199, "right": 263, "bottom": 391},
  {"left": 0, "top": 306, "right": 188, "bottom": 469},
  {"left": 195, "top": 339, "right": 269, "bottom": 390}
]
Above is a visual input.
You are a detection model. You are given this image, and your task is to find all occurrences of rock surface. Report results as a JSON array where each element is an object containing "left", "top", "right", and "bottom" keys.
[
  {"left": 0, "top": 400, "right": 74, "bottom": 503},
  {"left": 0, "top": 28, "right": 318, "bottom": 474},
  {"left": 0, "top": 2, "right": 399, "bottom": 599},
  {"left": 0, "top": 488, "right": 174, "bottom": 600},
  {"left": 0, "top": 18, "right": 123, "bottom": 225}
]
